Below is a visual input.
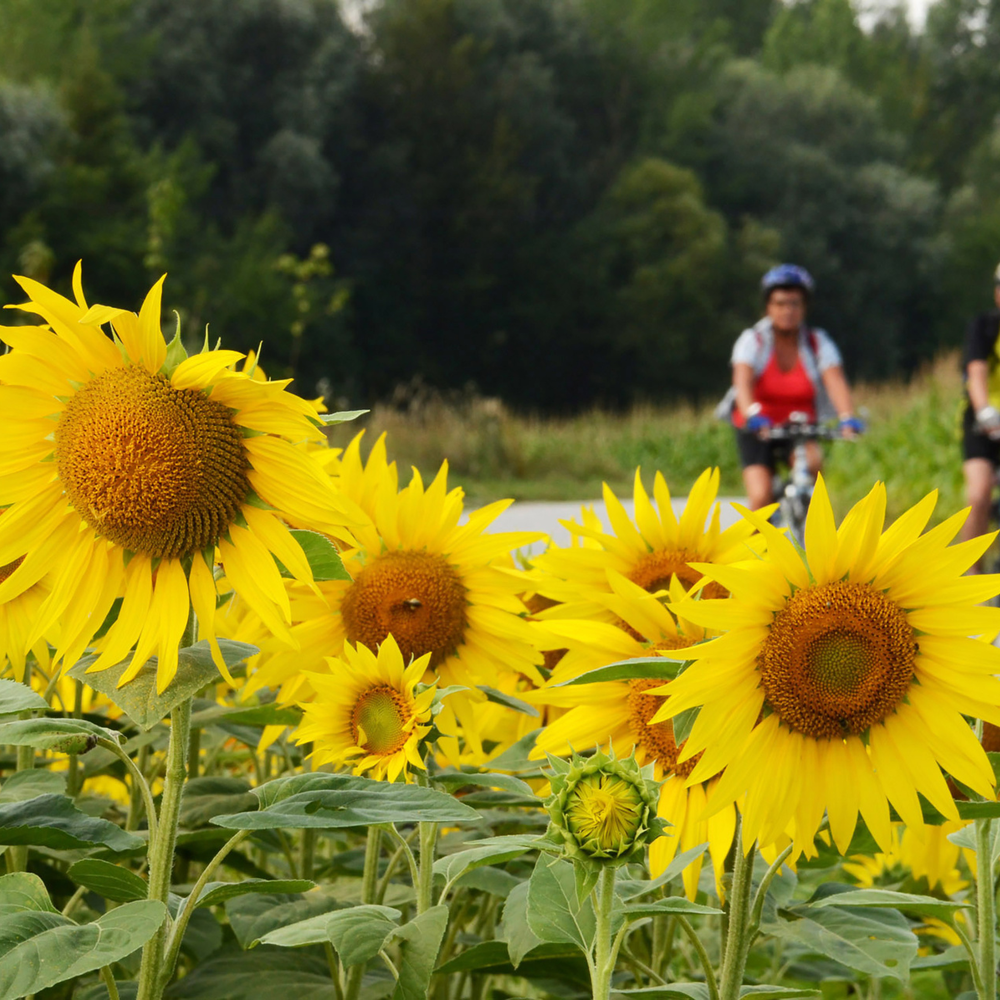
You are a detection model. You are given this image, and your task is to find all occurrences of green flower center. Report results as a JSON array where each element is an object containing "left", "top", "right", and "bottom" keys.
[
  {"left": 350, "top": 685, "right": 409, "bottom": 756},
  {"left": 566, "top": 773, "right": 643, "bottom": 855}
]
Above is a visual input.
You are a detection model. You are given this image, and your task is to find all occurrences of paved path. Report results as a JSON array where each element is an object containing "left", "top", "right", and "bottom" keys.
[{"left": 486, "top": 497, "right": 747, "bottom": 556}]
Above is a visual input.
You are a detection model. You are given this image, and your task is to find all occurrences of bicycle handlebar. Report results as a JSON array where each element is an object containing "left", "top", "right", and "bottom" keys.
[{"left": 763, "top": 422, "right": 850, "bottom": 442}]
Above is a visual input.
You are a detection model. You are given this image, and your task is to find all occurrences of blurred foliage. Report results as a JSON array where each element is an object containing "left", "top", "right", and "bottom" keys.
[{"left": 0, "top": 0, "right": 998, "bottom": 410}]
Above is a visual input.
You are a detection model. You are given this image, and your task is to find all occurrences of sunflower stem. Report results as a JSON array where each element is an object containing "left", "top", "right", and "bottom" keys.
[
  {"left": 718, "top": 814, "right": 755, "bottom": 1000},
  {"left": 591, "top": 865, "right": 619, "bottom": 1000},
  {"left": 135, "top": 697, "right": 192, "bottom": 1000},
  {"left": 345, "top": 826, "right": 382, "bottom": 1000},
  {"left": 417, "top": 819, "right": 438, "bottom": 914},
  {"left": 675, "top": 913, "right": 719, "bottom": 1000},
  {"left": 975, "top": 816, "right": 997, "bottom": 1000},
  {"left": 8, "top": 662, "right": 34, "bottom": 874}
]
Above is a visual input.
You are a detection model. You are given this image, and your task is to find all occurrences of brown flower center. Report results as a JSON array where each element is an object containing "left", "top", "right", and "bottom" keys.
[
  {"left": 758, "top": 581, "right": 916, "bottom": 739},
  {"left": 341, "top": 550, "right": 467, "bottom": 667},
  {"left": 54, "top": 366, "right": 249, "bottom": 559},
  {"left": 627, "top": 547, "right": 728, "bottom": 600}
]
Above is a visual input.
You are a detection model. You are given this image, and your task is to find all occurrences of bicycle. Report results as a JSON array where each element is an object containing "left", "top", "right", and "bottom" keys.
[{"left": 762, "top": 416, "right": 848, "bottom": 545}]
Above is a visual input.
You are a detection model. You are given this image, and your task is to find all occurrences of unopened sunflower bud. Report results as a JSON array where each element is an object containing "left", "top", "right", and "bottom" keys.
[{"left": 544, "top": 748, "right": 664, "bottom": 865}]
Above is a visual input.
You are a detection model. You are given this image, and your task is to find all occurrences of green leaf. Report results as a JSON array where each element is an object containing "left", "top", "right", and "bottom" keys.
[
  {"left": 181, "top": 777, "right": 259, "bottom": 828},
  {"left": 0, "top": 679, "right": 48, "bottom": 716},
  {"left": 481, "top": 730, "right": 542, "bottom": 773},
  {"left": 614, "top": 988, "right": 820, "bottom": 1000},
  {"left": 215, "top": 774, "right": 479, "bottom": 830},
  {"left": 68, "top": 640, "right": 259, "bottom": 730},
  {"left": 773, "top": 899, "right": 918, "bottom": 981},
  {"left": 202, "top": 704, "right": 302, "bottom": 728},
  {"left": 478, "top": 686, "right": 539, "bottom": 717},
  {"left": 431, "top": 771, "right": 536, "bottom": 797},
  {"left": 0, "top": 717, "right": 119, "bottom": 754},
  {"left": 0, "top": 872, "right": 58, "bottom": 914},
  {"left": 810, "top": 888, "right": 972, "bottom": 918},
  {"left": 434, "top": 835, "right": 542, "bottom": 887},
  {"left": 319, "top": 409, "right": 369, "bottom": 425},
  {"left": 386, "top": 904, "right": 449, "bottom": 1000},
  {"left": 526, "top": 858, "right": 596, "bottom": 952},
  {"left": 670, "top": 705, "right": 700, "bottom": 746},
  {"left": 0, "top": 769, "right": 66, "bottom": 804},
  {"left": 912, "top": 945, "right": 972, "bottom": 970},
  {"left": 68, "top": 859, "right": 148, "bottom": 902},
  {"left": 164, "top": 947, "right": 339, "bottom": 1000},
  {"left": 327, "top": 905, "right": 401, "bottom": 965},
  {"left": 196, "top": 879, "right": 316, "bottom": 909},
  {"left": 557, "top": 657, "right": 686, "bottom": 686},
  {"left": 501, "top": 880, "right": 543, "bottom": 968},
  {"left": 0, "top": 793, "right": 144, "bottom": 852},
  {"left": 0, "top": 899, "right": 166, "bottom": 1000},
  {"left": 227, "top": 887, "right": 342, "bottom": 949},
  {"left": 288, "top": 530, "right": 350, "bottom": 581},
  {"left": 623, "top": 897, "right": 722, "bottom": 918},
  {"left": 617, "top": 843, "right": 709, "bottom": 900},
  {"left": 956, "top": 799, "right": 1000, "bottom": 819},
  {"left": 454, "top": 865, "right": 520, "bottom": 897}
]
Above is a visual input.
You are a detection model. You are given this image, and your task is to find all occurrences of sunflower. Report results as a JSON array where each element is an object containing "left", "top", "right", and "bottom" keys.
[
  {"left": 0, "top": 265, "right": 367, "bottom": 692},
  {"left": 527, "top": 571, "right": 735, "bottom": 899},
  {"left": 242, "top": 432, "right": 542, "bottom": 757},
  {"left": 294, "top": 635, "right": 435, "bottom": 781},
  {"left": 653, "top": 477, "right": 1000, "bottom": 857},
  {"left": 530, "top": 468, "right": 770, "bottom": 626},
  {"left": 0, "top": 547, "right": 53, "bottom": 682}
]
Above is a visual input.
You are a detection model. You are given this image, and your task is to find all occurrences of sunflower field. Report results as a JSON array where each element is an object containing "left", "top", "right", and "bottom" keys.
[{"left": 1, "top": 270, "right": 999, "bottom": 1000}]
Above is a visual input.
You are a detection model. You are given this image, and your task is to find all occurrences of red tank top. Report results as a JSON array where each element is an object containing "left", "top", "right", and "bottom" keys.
[{"left": 733, "top": 351, "right": 816, "bottom": 428}]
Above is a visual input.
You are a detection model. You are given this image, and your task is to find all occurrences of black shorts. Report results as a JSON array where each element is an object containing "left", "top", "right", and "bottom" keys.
[
  {"left": 735, "top": 429, "right": 792, "bottom": 471},
  {"left": 962, "top": 404, "right": 1000, "bottom": 464}
]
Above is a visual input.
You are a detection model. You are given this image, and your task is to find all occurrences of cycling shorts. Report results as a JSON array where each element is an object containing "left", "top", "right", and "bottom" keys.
[
  {"left": 735, "top": 429, "right": 792, "bottom": 471},
  {"left": 962, "top": 404, "right": 1000, "bottom": 464}
]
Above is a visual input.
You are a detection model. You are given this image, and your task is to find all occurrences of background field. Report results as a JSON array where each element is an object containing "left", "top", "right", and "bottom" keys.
[{"left": 329, "top": 353, "right": 967, "bottom": 523}]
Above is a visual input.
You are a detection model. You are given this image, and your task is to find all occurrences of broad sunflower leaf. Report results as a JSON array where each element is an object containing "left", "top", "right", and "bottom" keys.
[
  {"left": 478, "top": 685, "right": 539, "bottom": 717},
  {"left": 319, "top": 409, "right": 369, "bottom": 425},
  {"left": 164, "top": 946, "right": 340, "bottom": 1000},
  {"left": 227, "top": 887, "right": 343, "bottom": 949},
  {"left": 482, "top": 729, "right": 542, "bottom": 773},
  {"left": 68, "top": 639, "right": 259, "bottom": 730},
  {"left": 0, "top": 679, "right": 47, "bottom": 716},
  {"left": 0, "top": 793, "right": 143, "bottom": 852},
  {"left": 614, "top": 988, "right": 820, "bottom": 1000},
  {"left": 0, "top": 872, "right": 58, "bottom": 913},
  {"left": 68, "top": 859, "right": 148, "bottom": 902},
  {"left": 0, "top": 899, "right": 166, "bottom": 1000},
  {"left": 622, "top": 897, "right": 722, "bottom": 918},
  {"left": 195, "top": 878, "right": 316, "bottom": 909},
  {"left": 327, "top": 905, "right": 401, "bottom": 966},
  {"left": 955, "top": 800, "right": 1000, "bottom": 820},
  {"left": 434, "top": 834, "right": 543, "bottom": 887},
  {"left": 0, "top": 717, "right": 120, "bottom": 754},
  {"left": 0, "top": 769, "right": 65, "bottom": 804},
  {"left": 288, "top": 530, "right": 350, "bottom": 581},
  {"left": 436, "top": 939, "right": 586, "bottom": 976},
  {"left": 385, "top": 904, "right": 449, "bottom": 1000},
  {"left": 526, "top": 858, "right": 596, "bottom": 953},
  {"left": 809, "top": 888, "right": 971, "bottom": 918},
  {"left": 501, "top": 880, "right": 543, "bottom": 967},
  {"left": 616, "top": 843, "right": 709, "bottom": 900},
  {"left": 191, "top": 703, "right": 302, "bottom": 728},
  {"left": 431, "top": 771, "right": 536, "bottom": 797},
  {"left": 670, "top": 705, "right": 700, "bottom": 746},
  {"left": 556, "top": 657, "right": 686, "bottom": 687},
  {"left": 216, "top": 773, "right": 479, "bottom": 830},
  {"left": 454, "top": 865, "right": 520, "bottom": 897},
  {"left": 181, "top": 777, "right": 259, "bottom": 828}
]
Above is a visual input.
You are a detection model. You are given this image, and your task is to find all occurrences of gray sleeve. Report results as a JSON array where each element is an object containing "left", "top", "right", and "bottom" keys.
[
  {"left": 731, "top": 329, "right": 759, "bottom": 367},
  {"left": 812, "top": 329, "right": 843, "bottom": 372}
]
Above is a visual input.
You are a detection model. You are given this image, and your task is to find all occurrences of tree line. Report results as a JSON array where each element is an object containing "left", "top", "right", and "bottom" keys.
[{"left": 1, "top": 0, "right": 999, "bottom": 411}]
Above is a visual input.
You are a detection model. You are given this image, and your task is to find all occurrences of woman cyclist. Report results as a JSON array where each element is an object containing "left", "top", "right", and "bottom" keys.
[{"left": 731, "top": 264, "right": 862, "bottom": 509}]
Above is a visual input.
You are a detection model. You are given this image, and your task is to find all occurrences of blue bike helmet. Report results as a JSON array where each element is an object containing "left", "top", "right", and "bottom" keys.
[{"left": 761, "top": 263, "right": 815, "bottom": 299}]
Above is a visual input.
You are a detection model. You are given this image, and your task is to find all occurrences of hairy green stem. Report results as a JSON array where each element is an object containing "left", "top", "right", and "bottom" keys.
[
  {"left": 135, "top": 697, "right": 192, "bottom": 1000},
  {"left": 97, "top": 737, "right": 158, "bottom": 847},
  {"left": 675, "top": 913, "right": 719, "bottom": 1000},
  {"left": 976, "top": 816, "right": 997, "bottom": 1000},
  {"left": 8, "top": 663, "right": 34, "bottom": 873},
  {"left": 591, "top": 865, "right": 618, "bottom": 1000},
  {"left": 417, "top": 819, "right": 438, "bottom": 914},
  {"left": 747, "top": 843, "right": 793, "bottom": 944},
  {"left": 719, "top": 814, "right": 755, "bottom": 1000},
  {"left": 100, "top": 965, "right": 121, "bottom": 1000},
  {"left": 345, "top": 826, "right": 382, "bottom": 1000},
  {"left": 159, "top": 829, "right": 251, "bottom": 990}
]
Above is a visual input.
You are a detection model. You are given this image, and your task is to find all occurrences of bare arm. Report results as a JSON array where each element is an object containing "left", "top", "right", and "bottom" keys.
[
  {"left": 967, "top": 359, "right": 990, "bottom": 412},
  {"left": 733, "top": 362, "right": 756, "bottom": 421},
  {"left": 820, "top": 365, "right": 854, "bottom": 418}
]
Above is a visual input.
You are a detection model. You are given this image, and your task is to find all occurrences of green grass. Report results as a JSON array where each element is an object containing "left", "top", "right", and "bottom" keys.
[{"left": 328, "top": 355, "right": 967, "bottom": 523}]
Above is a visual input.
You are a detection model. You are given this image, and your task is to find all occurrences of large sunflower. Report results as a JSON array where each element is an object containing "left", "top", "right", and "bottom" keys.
[
  {"left": 294, "top": 635, "right": 436, "bottom": 781},
  {"left": 527, "top": 571, "right": 735, "bottom": 899},
  {"left": 654, "top": 477, "right": 1000, "bottom": 856},
  {"left": 242, "top": 432, "right": 542, "bottom": 756},
  {"left": 531, "top": 468, "right": 770, "bottom": 624},
  {"left": 0, "top": 266, "right": 366, "bottom": 692}
]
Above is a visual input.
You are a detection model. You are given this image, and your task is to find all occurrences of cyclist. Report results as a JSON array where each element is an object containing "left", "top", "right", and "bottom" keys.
[
  {"left": 731, "top": 264, "right": 862, "bottom": 509},
  {"left": 959, "top": 262, "right": 1000, "bottom": 571}
]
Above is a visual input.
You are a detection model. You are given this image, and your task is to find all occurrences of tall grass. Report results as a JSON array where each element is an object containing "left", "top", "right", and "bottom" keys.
[{"left": 329, "top": 357, "right": 967, "bottom": 522}]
